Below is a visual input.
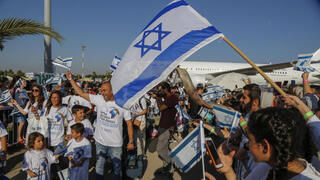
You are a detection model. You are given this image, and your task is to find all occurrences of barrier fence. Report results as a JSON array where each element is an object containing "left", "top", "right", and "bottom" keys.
[{"left": 0, "top": 106, "right": 19, "bottom": 146}]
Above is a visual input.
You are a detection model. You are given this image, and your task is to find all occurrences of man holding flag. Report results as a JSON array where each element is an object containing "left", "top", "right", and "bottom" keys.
[{"left": 65, "top": 71, "right": 134, "bottom": 180}]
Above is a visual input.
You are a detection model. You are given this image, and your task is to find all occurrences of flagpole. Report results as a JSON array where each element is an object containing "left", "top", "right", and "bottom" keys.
[
  {"left": 200, "top": 121, "right": 206, "bottom": 180},
  {"left": 222, "top": 36, "right": 286, "bottom": 96}
]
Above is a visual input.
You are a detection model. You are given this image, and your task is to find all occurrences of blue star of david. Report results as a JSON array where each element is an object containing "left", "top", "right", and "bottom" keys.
[
  {"left": 190, "top": 139, "right": 200, "bottom": 152},
  {"left": 134, "top": 23, "right": 171, "bottom": 57}
]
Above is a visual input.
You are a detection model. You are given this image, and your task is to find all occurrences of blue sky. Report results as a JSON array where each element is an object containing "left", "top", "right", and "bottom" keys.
[{"left": 0, "top": 0, "right": 319, "bottom": 74}]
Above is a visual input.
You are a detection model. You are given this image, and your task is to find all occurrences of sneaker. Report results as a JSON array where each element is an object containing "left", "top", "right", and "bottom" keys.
[{"left": 154, "top": 164, "right": 172, "bottom": 175}]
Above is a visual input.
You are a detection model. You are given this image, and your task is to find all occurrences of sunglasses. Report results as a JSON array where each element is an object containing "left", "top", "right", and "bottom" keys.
[{"left": 32, "top": 89, "right": 40, "bottom": 92}]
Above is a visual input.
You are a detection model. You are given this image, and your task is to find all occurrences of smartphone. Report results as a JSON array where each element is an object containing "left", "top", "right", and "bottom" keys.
[{"left": 206, "top": 138, "right": 223, "bottom": 169}]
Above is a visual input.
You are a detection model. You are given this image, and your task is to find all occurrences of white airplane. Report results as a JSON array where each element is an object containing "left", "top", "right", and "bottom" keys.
[{"left": 178, "top": 48, "right": 320, "bottom": 87}]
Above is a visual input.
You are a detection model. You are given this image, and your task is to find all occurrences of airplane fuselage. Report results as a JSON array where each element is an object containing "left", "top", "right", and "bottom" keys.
[{"left": 179, "top": 61, "right": 320, "bottom": 87}]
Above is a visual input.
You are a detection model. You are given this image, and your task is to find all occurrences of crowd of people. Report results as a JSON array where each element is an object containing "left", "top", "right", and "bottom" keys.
[{"left": 0, "top": 70, "right": 320, "bottom": 180}]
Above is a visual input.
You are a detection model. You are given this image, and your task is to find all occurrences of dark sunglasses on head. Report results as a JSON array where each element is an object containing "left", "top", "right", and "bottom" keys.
[{"left": 32, "top": 89, "right": 40, "bottom": 92}]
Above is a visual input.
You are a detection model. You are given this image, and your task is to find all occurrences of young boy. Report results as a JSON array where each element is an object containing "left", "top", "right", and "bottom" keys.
[
  {"left": 65, "top": 123, "right": 91, "bottom": 180},
  {"left": 66, "top": 105, "right": 93, "bottom": 141}
]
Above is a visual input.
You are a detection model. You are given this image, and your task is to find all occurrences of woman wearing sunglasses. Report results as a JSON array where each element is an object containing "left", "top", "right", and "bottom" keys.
[{"left": 12, "top": 84, "right": 47, "bottom": 120}]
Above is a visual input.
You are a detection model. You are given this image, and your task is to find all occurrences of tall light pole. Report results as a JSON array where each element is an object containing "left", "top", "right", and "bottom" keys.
[
  {"left": 44, "top": 0, "right": 53, "bottom": 73},
  {"left": 81, "top": 45, "right": 86, "bottom": 78}
]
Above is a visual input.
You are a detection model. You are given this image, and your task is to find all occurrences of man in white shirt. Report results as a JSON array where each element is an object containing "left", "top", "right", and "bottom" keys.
[{"left": 66, "top": 71, "right": 134, "bottom": 180}]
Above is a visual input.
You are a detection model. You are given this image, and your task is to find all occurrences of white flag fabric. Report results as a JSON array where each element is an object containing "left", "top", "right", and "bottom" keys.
[
  {"left": 52, "top": 57, "right": 72, "bottom": 70},
  {"left": 170, "top": 125, "right": 206, "bottom": 172},
  {"left": 110, "top": 55, "right": 122, "bottom": 71},
  {"left": 0, "top": 89, "right": 12, "bottom": 104},
  {"left": 14, "top": 78, "right": 23, "bottom": 87},
  {"left": 213, "top": 105, "right": 241, "bottom": 132},
  {"left": 111, "top": 0, "right": 223, "bottom": 108},
  {"left": 45, "top": 74, "right": 63, "bottom": 85},
  {"left": 175, "top": 105, "right": 192, "bottom": 121},
  {"left": 293, "top": 54, "right": 315, "bottom": 72},
  {"left": 199, "top": 121, "right": 206, "bottom": 180}
]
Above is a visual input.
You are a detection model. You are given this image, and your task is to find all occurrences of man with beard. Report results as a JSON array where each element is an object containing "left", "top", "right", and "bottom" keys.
[
  {"left": 234, "top": 83, "right": 272, "bottom": 180},
  {"left": 240, "top": 84, "right": 261, "bottom": 120},
  {"left": 151, "top": 82, "right": 178, "bottom": 176}
]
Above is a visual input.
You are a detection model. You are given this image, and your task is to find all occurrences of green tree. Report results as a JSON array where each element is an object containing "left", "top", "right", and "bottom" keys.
[
  {"left": 0, "top": 18, "right": 63, "bottom": 50},
  {"left": 16, "top": 70, "right": 25, "bottom": 77},
  {"left": 7, "top": 69, "right": 14, "bottom": 77}
]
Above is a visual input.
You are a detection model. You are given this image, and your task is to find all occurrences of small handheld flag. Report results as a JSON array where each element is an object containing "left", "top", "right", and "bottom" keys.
[
  {"left": 110, "top": 55, "right": 121, "bottom": 72},
  {"left": 52, "top": 57, "right": 73, "bottom": 70},
  {"left": 0, "top": 89, "right": 12, "bottom": 104},
  {"left": 213, "top": 105, "right": 241, "bottom": 132},
  {"left": 170, "top": 125, "right": 206, "bottom": 172}
]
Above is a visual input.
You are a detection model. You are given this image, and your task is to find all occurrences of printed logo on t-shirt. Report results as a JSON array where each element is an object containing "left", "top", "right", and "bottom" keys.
[
  {"left": 110, "top": 108, "right": 119, "bottom": 118},
  {"left": 55, "top": 113, "right": 64, "bottom": 121},
  {"left": 74, "top": 100, "right": 79, "bottom": 105},
  {"left": 73, "top": 147, "right": 84, "bottom": 163}
]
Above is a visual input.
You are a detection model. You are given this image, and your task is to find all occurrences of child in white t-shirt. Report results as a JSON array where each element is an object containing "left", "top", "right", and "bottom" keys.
[
  {"left": 66, "top": 105, "right": 93, "bottom": 141},
  {"left": 22, "top": 132, "right": 60, "bottom": 180},
  {"left": 65, "top": 123, "right": 91, "bottom": 180}
]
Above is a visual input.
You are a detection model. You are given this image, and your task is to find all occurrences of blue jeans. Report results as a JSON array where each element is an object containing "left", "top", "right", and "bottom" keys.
[
  {"left": 14, "top": 112, "right": 26, "bottom": 123},
  {"left": 95, "top": 142, "right": 122, "bottom": 180}
]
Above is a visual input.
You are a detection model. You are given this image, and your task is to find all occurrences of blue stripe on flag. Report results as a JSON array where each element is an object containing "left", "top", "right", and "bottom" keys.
[
  {"left": 114, "top": 26, "right": 221, "bottom": 106},
  {"left": 63, "top": 59, "right": 72, "bottom": 62},
  {"left": 181, "top": 151, "right": 201, "bottom": 172},
  {"left": 170, "top": 127, "right": 200, "bottom": 158},
  {"left": 213, "top": 106, "right": 236, "bottom": 116},
  {"left": 115, "top": 56, "right": 121, "bottom": 60},
  {"left": 110, "top": 65, "right": 117, "bottom": 70},
  {"left": 141, "top": 0, "right": 188, "bottom": 33},
  {"left": 217, "top": 122, "right": 232, "bottom": 128},
  {"left": 298, "top": 56, "right": 313, "bottom": 59}
]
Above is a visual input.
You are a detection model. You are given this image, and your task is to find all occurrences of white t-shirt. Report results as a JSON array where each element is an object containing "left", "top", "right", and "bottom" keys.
[
  {"left": 130, "top": 97, "right": 147, "bottom": 121},
  {"left": 22, "top": 149, "right": 58, "bottom": 180},
  {"left": 89, "top": 94, "right": 131, "bottom": 147},
  {"left": 24, "top": 99, "right": 48, "bottom": 119},
  {"left": 67, "top": 119, "right": 93, "bottom": 138},
  {"left": 62, "top": 95, "right": 72, "bottom": 105},
  {"left": 45, "top": 106, "right": 72, "bottom": 146},
  {"left": 65, "top": 137, "right": 91, "bottom": 164},
  {"left": 0, "top": 122, "right": 8, "bottom": 151}
]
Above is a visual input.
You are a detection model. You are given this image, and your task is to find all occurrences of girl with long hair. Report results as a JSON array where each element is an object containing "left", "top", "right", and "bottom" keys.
[
  {"left": 12, "top": 84, "right": 47, "bottom": 120},
  {"left": 22, "top": 132, "right": 59, "bottom": 180}
]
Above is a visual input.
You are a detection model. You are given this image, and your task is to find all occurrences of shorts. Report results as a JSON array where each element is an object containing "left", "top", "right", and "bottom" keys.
[{"left": 14, "top": 113, "right": 26, "bottom": 123}]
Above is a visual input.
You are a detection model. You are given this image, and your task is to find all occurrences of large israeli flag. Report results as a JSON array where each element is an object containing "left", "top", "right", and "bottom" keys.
[
  {"left": 111, "top": 0, "right": 223, "bottom": 108},
  {"left": 110, "top": 55, "right": 122, "bottom": 71},
  {"left": 52, "top": 57, "right": 73, "bottom": 70},
  {"left": 170, "top": 125, "right": 206, "bottom": 172}
]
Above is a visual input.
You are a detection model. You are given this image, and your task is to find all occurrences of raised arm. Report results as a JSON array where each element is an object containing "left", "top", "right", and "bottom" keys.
[
  {"left": 66, "top": 71, "right": 90, "bottom": 102},
  {"left": 302, "top": 72, "right": 312, "bottom": 95},
  {"left": 11, "top": 99, "right": 27, "bottom": 115}
]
